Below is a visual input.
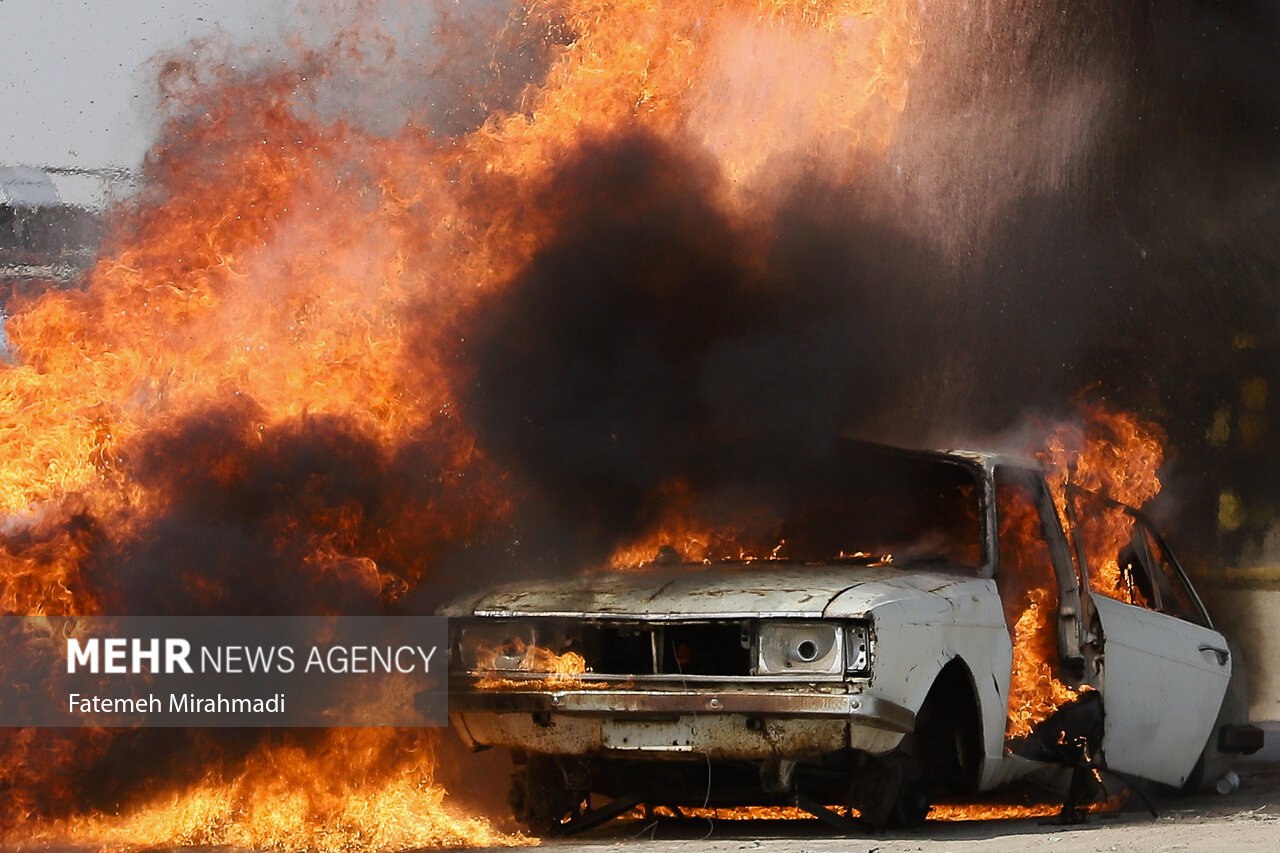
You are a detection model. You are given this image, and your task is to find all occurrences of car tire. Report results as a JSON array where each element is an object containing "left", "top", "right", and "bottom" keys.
[
  {"left": 887, "top": 763, "right": 932, "bottom": 828},
  {"left": 508, "top": 754, "right": 582, "bottom": 835},
  {"left": 857, "top": 742, "right": 932, "bottom": 829}
]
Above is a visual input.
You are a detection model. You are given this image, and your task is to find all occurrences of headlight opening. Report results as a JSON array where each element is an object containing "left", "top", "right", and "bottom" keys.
[{"left": 754, "top": 621, "right": 872, "bottom": 677}]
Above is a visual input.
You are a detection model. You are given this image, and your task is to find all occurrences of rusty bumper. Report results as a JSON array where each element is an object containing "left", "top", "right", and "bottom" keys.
[
  {"left": 449, "top": 686, "right": 913, "bottom": 730},
  {"left": 444, "top": 685, "right": 915, "bottom": 759}
]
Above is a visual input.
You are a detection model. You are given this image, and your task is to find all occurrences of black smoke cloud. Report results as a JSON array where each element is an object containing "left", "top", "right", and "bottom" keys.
[{"left": 450, "top": 132, "right": 951, "bottom": 568}]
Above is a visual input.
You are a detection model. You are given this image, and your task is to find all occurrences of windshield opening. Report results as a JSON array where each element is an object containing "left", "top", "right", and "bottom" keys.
[
  {"left": 769, "top": 444, "right": 984, "bottom": 570},
  {"left": 621, "top": 442, "right": 986, "bottom": 573}
]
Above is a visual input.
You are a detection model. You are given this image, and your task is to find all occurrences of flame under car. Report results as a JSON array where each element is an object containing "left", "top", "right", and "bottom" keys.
[{"left": 439, "top": 440, "right": 1261, "bottom": 833}]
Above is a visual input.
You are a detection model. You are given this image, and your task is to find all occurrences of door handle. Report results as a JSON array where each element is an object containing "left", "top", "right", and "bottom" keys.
[{"left": 1199, "top": 644, "right": 1230, "bottom": 665}]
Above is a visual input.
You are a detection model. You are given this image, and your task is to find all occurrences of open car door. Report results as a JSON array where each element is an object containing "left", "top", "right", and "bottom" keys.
[{"left": 1066, "top": 489, "right": 1230, "bottom": 788}]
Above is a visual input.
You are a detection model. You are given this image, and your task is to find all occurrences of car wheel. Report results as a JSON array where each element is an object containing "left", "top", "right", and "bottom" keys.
[
  {"left": 914, "top": 664, "right": 982, "bottom": 795},
  {"left": 857, "top": 746, "right": 932, "bottom": 829},
  {"left": 918, "top": 708, "right": 980, "bottom": 795},
  {"left": 889, "top": 778, "right": 931, "bottom": 827},
  {"left": 508, "top": 754, "right": 585, "bottom": 835}
]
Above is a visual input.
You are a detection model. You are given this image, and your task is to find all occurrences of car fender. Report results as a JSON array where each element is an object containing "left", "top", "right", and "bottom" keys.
[{"left": 826, "top": 577, "right": 1012, "bottom": 787}]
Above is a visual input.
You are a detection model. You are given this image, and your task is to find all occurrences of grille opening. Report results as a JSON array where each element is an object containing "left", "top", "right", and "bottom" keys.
[
  {"left": 595, "top": 626, "right": 656, "bottom": 675},
  {"left": 660, "top": 623, "right": 751, "bottom": 676}
]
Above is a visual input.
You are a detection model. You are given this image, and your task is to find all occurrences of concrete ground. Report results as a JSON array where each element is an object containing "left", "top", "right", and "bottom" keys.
[{"left": 488, "top": 722, "right": 1280, "bottom": 852}]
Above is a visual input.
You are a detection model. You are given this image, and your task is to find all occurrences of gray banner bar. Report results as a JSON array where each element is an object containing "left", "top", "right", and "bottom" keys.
[{"left": 0, "top": 616, "right": 448, "bottom": 727}]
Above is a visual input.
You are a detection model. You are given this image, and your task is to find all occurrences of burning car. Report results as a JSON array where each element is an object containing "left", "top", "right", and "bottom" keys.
[{"left": 441, "top": 440, "right": 1262, "bottom": 833}]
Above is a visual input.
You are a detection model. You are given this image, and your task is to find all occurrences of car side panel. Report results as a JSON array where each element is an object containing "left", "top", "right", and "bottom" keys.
[{"left": 826, "top": 578, "right": 1014, "bottom": 790}]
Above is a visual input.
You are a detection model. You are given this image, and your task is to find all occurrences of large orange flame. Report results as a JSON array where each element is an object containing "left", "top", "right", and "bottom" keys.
[
  {"left": 1003, "top": 405, "right": 1166, "bottom": 741},
  {"left": 25, "top": 731, "right": 520, "bottom": 852},
  {"left": 1, "top": 1, "right": 924, "bottom": 847},
  {"left": 1041, "top": 404, "right": 1166, "bottom": 600}
]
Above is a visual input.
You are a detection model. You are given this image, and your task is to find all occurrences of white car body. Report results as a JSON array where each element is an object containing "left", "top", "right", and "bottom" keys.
[{"left": 441, "top": 442, "right": 1257, "bottom": 831}]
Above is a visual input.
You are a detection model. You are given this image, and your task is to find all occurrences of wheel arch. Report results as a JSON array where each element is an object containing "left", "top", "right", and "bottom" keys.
[{"left": 913, "top": 655, "right": 986, "bottom": 794}]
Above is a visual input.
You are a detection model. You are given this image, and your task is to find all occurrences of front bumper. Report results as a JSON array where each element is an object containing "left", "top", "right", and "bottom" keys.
[{"left": 442, "top": 683, "right": 915, "bottom": 759}]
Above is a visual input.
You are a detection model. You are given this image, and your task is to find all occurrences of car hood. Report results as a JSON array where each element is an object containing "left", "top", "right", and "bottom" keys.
[{"left": 439, "top": 562, "right": 989, "bottom": 620}]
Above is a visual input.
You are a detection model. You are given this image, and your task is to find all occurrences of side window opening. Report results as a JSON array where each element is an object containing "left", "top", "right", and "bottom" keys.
[
  {"left": 1066, "top": 490, "right": 1152, "bottom": 609},
  {"left": 1141, "top": 526, "right": 1209, "bottom": 627},
  {"left": 1117, "top": 539, "right": 1156, "bottom": 608},
  {"left": 1066, "top": 487, "right": 1209, "bottom": 626}
]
